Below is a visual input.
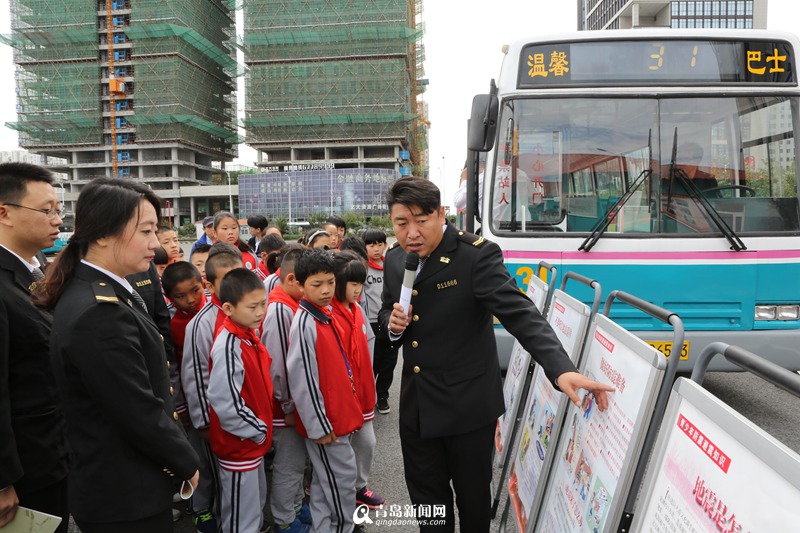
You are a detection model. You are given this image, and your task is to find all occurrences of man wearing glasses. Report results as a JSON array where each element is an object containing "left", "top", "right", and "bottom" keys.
[{"left": 0, "top": 163, "right": 70, "bottom": 531}]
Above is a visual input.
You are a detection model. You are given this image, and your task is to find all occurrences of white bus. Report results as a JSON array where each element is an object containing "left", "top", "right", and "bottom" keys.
[{"left": 466, "top": 29, "right": 800, "bottom": 372}]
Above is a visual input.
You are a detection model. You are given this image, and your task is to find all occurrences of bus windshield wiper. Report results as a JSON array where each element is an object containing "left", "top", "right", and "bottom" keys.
[
  {"left": 579, "top": 168, "right": 651, "bottom": 252},
  {"left": 673, "top": 168, "right": 747, "bottom": 251}
]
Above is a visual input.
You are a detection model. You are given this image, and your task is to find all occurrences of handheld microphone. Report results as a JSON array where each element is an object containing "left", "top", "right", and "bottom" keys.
[{"left": 398, "top": 252, "right": 419, "bottom": 314}]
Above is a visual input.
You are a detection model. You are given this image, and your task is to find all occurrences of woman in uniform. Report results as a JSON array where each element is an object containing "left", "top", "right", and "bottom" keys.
[{"left": 35, "top": 178, "right": 199, "bottom": 533}]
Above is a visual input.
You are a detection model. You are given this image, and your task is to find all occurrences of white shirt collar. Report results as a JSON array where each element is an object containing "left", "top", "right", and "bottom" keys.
[
  {"left": 80, "top": 259, "right": 136, "bottom": 295},
  {"left": 0, "top": 244, "right": 40, "bottom": 273}
]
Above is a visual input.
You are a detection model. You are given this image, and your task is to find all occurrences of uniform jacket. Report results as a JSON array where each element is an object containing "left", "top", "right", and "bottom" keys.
[
  {"left": 181, "top": 294, "right": 227, "bottom": 430},
  {"left": 286, "top": 299, "right": 363, "bottom": 440},
  {"left": 208, "top": 318, "right": 273, "bottom": 472},
  {"left": 169, "top": 293, "right": 207, "bottom": 415},
  {"left": 0, "top": 246, "right": 69, "bottom": 493},
  {"left": 50, "top": 263, "right": 198, "bottom": 523},
  {"left": 379, "top": 224, "right": 577, "bottom": 439},
  {"left": 331, "top": 298, "right": 376, "bottom": 421},
  {"left": 260, "top": 285, "right": 299, "bottom": 428}
]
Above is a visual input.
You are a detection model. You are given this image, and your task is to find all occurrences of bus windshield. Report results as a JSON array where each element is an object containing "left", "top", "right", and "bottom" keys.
[{"left": 489, "top": 96, "right": 799, "bottom": 236}]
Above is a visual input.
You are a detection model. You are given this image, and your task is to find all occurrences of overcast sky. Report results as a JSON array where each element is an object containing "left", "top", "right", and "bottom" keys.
[{"left": 0, "top": 1, "right": 798, "bottom": 206}]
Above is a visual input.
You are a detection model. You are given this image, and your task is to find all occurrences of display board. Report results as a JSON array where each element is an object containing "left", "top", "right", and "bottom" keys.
[
  {"left": 631, "top": 378, "right": 800, "bottom": 533},
  {"left": 507, "top": 289, "right": 592, "bottom": 532},
  {"left": 534, "top": 314, "right": 666, "bottom": 533},
  {"left": 495, "top": 342, "right": 532, "bottom": 463},
  {"left": 526, "top": 273, "right": 550, "bottom": 317}
]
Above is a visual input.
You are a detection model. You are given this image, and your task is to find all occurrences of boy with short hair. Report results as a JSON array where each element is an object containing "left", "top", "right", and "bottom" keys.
[
  {"left": 158, "top": 226, "right": 181, "bottom": 263},
  {"left": 362, "top": 228, "right": 397, "bottom": 414},
  {"left": 208, "top": 268, "right": 273, "bottom": 533},
  {"left": 191, "top": 243, "right": 212, "bottom": 285},
  {"left": 286, "top": 250, "right": 363, "bottom": 533},
  {"left": 260, "top": 245, "right": 310, "bottom": 533},
  {"left": 181, "top": 242, "right": 243, "bottom": 531}
]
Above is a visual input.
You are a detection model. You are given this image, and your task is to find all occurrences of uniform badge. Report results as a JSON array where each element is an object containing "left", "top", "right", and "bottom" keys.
[{"left": 439, "top": 256, "right": 451, "bottom": 263}]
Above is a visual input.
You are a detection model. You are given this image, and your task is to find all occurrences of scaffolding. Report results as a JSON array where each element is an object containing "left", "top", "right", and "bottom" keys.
[
  {"left": 6, "top": 0, "right": 239, "bottom": 160},
  {"left": 243, "top": 0, "right": 427, "bottom": 170}
]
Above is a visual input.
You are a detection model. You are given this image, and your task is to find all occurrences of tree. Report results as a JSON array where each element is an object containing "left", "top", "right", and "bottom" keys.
[{"left": 341, "top": 212, "right": 365, "bottom": 234}]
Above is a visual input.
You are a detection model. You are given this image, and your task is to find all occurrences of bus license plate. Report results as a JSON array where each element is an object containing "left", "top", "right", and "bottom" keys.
[{"left": 646, "top": 341, "right": 690, "bottom": 360}]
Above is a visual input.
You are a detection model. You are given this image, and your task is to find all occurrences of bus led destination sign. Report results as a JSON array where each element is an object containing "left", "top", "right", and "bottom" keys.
[{"left": 518, "top": 39, "right": 795, "bottom": 87}]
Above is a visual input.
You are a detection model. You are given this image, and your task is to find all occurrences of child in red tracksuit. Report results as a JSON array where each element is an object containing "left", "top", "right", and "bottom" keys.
[
  {"left": 330, "top": 251, "right": 386, "bottom": 510},
  {"left": 286, "top": 250, "right": 363, "bottom": 533},
  {"left": 208, "top": 268, "right": 273, "bottom": 533}
]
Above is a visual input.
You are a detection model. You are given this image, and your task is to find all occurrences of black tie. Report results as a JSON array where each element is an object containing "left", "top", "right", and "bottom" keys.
[
  {"left": 131, "top": 289, "right": 148, "bottom": 313},
  {"left": 31, "top": 267, "right": 45, "bottom": 281}
]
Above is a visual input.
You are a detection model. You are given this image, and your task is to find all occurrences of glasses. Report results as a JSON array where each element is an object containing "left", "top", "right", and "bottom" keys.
[{"left": 3, "top": 203, "right": 64, "bottom": 219}]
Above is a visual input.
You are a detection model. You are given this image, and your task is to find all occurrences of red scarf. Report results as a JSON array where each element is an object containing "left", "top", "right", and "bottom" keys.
[
  {"left": 268, "top": 284, "right": 299, "bottom": 313},
  {"left": 367, "top": 259, "right": 383, "bottom": 271},
  {"left": 210, "top": 293, "right": 227, "bottom": 337},
  {"left": 170, "top": 293, "right": 208, "bottom": 364},
  {"left": 330, "top": 298, "right": 365, "bottom": 374}
]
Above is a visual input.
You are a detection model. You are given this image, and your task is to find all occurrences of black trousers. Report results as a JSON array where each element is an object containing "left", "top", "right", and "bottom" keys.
[
  {"left": 17, "top": 477, "right": 69, "bottom": 533},
  {"left": 400, "top": 421, "right": 495, "bottom": 533},
  {"left": 76, "top": 508, "right": 173, "bottom": 533},
  {"left": 371, "top": 322, "right": 399, "bottom": 400}
]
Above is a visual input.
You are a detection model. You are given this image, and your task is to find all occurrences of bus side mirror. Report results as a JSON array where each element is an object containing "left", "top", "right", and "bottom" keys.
[{"left": 467, "top": 93, "right": 499, "bottom": 152}]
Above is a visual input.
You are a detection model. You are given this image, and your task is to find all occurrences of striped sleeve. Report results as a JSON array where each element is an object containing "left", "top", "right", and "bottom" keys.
[
  {"left": 207, "top": 331, "right": 268, "bottom": 443},
  {"left": 181, "top": 305, "right": 215, "bottom": 429},
  {"left": 262, "top": 302, "right": 295, "bottom": 414},
  {"left": 286, "top": 310, "right": 332, "bottom": 440}
]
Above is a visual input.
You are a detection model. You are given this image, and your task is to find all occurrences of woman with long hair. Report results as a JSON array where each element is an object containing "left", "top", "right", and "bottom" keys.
[{"left": 36, "top": 178, "right": 199, "bottom": 533}]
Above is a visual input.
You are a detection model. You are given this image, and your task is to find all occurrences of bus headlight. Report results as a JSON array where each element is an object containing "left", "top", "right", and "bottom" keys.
[{"left": 755, "top": 305, "right": 800, "bottom": 321}]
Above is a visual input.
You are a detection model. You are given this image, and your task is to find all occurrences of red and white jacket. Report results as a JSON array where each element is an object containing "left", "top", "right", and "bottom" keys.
[
  {"left": 260, "top": 285, "right": 299, "bottom": 428},
  {"left": 181, "top": 293, "right": 227, "bottom": 430},
  {"left": 286, "top": 299, "right": 363, "bottom": 439},
  {"left": 208, "top": 318, "right": 274, "bottom": 472},
  {"left": 331, "top": 298, "right": 376, "bottom": 421},
  {"left": 169, "top": 293, "right": 208, "bottom": 415}
]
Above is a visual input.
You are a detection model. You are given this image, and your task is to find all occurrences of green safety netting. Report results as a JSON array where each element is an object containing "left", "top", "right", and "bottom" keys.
[{"left": 128, "top": 114, "right": 242, "bottom": 143}]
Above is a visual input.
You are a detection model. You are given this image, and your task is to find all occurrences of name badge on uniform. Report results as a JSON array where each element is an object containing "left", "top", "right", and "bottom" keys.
[{"left": 436, "top": 279, "right": 458, "bottom": 290}]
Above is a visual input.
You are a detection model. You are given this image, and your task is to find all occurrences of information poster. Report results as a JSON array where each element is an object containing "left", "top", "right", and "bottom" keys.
[
  {"left": 526, "top": 274, "right": 549, "bottom": 315},
  {"left": 632, "top": 379, "right": 800, "bottom": 533},
  {"left": 507, "top": 291, "right": 591, "bottom": 532},
  {"left": 496, "top": 342, "right": 532, "bottom": 463},
  {"left": 536, "top": 315, "right": 665, "bottom": 533}
]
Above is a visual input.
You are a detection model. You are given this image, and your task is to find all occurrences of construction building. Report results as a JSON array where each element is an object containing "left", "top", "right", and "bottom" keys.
[
  {"left": 6, "top": 0, "right": 239, "bottom": 224},
  {"left": 578, "top": 0, "right": 767, "bottom": 30},
  {"left": 241, "top": 0, "right": 428, "bottom": 221}
]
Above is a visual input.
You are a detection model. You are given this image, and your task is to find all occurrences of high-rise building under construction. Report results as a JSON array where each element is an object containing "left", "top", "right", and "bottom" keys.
[
  {"left": 242, "top": 0, "right": 428, "bottom": 201},
  {"left": 6, "top": 0, "right": 239, "bottom": 220}
]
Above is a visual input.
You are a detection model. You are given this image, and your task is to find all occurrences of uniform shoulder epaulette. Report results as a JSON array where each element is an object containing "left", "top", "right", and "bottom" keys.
[
  {"left": 91, "top": 280, "right": 119, "bottom": 304},
  {"left": 387, "top": 240, "right": 401, "bottom": 252},
  {"left": 456, "top": 230, "right": 486, "bottom": 247}
]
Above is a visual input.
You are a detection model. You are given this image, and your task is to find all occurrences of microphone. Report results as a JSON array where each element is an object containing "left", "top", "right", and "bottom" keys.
[{"left": 398, "top": 252, "right": 419, "bottom": 314}]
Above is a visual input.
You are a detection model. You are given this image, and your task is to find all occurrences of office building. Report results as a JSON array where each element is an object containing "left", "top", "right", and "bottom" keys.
[{"left": 578, "top": 0, "right": 767, "bottom": 30}]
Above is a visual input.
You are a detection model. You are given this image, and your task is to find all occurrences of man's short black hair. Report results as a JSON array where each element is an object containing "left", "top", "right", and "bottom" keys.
[
  {"left": 386, "top": 177, "right": 441, "bottom": 215},
  {"left": 361, "top": 228, "right": 387, "bottom": 245},
  {"left": 333, "top": 251, "right": 367, "bottom": 302},
  {"left": 0, "top": 162, "right": 55, "bottom": 204},
  {"left": 294, "top": 249, "right": 335, "bottom": 285},
  {"left": 206, "top": 242, "right": 244, "bottom": 284},
  {"left": 218, "top": 268, "right": 265, "bottom": 306},
  {"left": 162, "top": 262, "right": 203, "bottom": 297},
  {"left": 259, "top": 233, "right": 286, "bottom": 254},
  {"left": 247, "top": 215, "right": 269, "bottom": 230}
]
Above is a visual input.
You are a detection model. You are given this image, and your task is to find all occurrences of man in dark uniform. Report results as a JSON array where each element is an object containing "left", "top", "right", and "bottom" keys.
[
  {"left": 0, "top": 163, "right": 70, "bottom": 530},
  {"left": 379, "top": 177, "right": 613, "bottom": 532}
]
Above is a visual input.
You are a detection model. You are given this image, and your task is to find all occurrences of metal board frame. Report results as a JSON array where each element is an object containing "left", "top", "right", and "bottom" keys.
[
  {"left": 533, "top": 313, "right": 666, "bottom": 533},
  {"left": 631, "top": 377, "right": 800, "bottom": 532}
]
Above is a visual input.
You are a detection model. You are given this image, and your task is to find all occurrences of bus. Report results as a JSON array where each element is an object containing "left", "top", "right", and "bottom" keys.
[
  {"left": 42, "top": 212, "right": 74, "bottom": 255},
  {"left": 466, "top": 29, "right": 800, "bottom": 372}
]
